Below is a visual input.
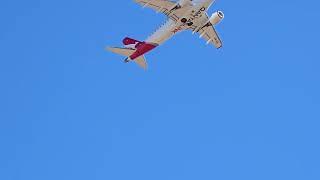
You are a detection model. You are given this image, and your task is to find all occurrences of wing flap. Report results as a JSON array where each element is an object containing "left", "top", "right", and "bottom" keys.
[
  {"left": 190, "top": 13, "right": 223, "bottom": 49},
  {"left": 198, "top": 26, "right": 223, "bottom": 48}
]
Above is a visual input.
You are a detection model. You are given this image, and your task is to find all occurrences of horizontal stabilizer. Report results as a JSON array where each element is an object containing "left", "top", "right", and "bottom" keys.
[
  {"left": 106, "top": 47, "right": 148, "bottom": 69},
  {"left": 135, "top": 56, "right": 147, "bottom": 69},
  {"left": 106, "top": 47, "right": 135, "bottom": 57}
]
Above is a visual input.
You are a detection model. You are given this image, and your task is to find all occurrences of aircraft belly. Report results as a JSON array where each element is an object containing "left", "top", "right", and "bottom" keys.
[{"left": 145, "top": 19, "right": 177, "bottom": 45}]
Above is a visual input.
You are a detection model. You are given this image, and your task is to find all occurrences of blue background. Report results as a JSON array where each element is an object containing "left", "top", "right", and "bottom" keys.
[{"left": 1, "top": 0, "right": 320, "bottom": 179}]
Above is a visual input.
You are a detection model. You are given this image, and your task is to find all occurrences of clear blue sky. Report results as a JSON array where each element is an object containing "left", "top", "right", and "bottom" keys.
[{"left": 1, "top": 0, "right": 320, "bottom": 179}]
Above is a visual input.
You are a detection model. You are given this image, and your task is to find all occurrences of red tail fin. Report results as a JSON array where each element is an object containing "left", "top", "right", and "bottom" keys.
[
  {"left": 122, "top": 37, "right": 157, "bottom": 60},
  {"left": 122, "top": 37, "right": 141, "bottom": 46}
]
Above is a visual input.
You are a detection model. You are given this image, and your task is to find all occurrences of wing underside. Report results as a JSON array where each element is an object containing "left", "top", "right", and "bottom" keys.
[
  {"left": 133, "top": 0, "right": 192, "bottom": 21},
  {"left": 197, "top": 26, "right": 222, "bottom": 48},
  {"left": 190, "top": 14, "right": 223, "bottom": 48},
  {"left": 134, "top": 1, "right": 222, "bottom": 48},
  {"left": 134, "top": 0, "right": 176, "bottom": 13}
]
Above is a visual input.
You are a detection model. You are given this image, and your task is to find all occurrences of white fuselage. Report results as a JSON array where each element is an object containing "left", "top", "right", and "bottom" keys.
[{"left": 146, "top": 0, "right": 214, "bottom": 45}]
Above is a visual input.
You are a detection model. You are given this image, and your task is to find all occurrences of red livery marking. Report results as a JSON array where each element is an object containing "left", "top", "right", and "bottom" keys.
[
  {"left": 129, "top": 42, "right": 157, "bottom": 60},
  {"left": 172, "top": 27, "right": 182, "bottom": 34},
  {"left": 123, "top": 37, "right": 141, "bottom": 45}
]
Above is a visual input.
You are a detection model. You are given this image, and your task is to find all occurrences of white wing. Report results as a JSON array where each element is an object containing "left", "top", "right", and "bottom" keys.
[
  {"left": 190, "top": 14, "right": 223, "bottom": 48},
  {"left": 197, "top": 26, "right": 223, "bottom": 48},
  {"left": 134, "top": 0, "right": 192, "bottom": 22},
  {"left": 134, "top": 0, "right": 176, "bottom": 13}
]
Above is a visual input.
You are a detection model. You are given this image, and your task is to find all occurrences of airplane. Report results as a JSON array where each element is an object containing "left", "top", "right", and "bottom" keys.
[{"left": 107, "top": 0, "right": 224, "bottom": 69}]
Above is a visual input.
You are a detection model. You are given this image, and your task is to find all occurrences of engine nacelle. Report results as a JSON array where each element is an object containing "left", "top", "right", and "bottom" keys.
[{"left": 209, "top": 11, "right": 224, "bottom": 26}]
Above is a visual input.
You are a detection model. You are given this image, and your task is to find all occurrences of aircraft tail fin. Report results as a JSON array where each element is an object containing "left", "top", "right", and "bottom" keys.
[
  {"left": 106, "top": 47, "right": 147, "bottom": 69},
  {"left": 123, "top": 37, "right": 141, "bottom": 46}
]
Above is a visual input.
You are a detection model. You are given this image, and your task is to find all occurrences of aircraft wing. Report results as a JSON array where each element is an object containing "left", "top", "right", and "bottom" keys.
[
  {"left": 190, "top": 14, "right": 223, "bottom": 48},
  {"left": 134, "top": 0, "right": 191, "bottom": 22},
  {"left": 197, "top": 26, "right": 223, "bottom": 48},
  {"left": 134, "top": 0, "right": 176, "bottom": 13}
]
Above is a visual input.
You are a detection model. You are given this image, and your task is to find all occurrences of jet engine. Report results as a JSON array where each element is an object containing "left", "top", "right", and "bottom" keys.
[{"left": 209, "top": 11, "right": 224, "bottom": 26}]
